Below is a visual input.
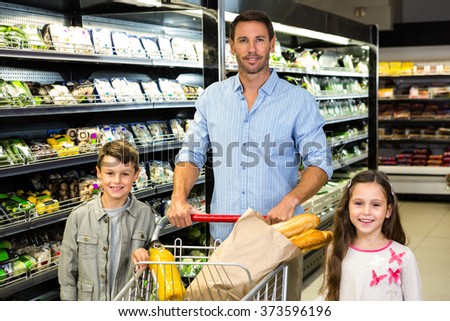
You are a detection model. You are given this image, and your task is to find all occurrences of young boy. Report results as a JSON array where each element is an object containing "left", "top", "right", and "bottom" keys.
[{"left": 58, "top": 140, "right": 155, "bottom": 301}]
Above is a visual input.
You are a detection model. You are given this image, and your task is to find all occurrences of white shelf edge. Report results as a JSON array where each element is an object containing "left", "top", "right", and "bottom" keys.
[{"left": 379, "top": 165, "right": 450, "bottom": 176}]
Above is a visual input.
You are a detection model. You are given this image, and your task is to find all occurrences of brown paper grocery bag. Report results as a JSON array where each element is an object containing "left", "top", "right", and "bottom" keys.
[{"left": 185, "top": 208, "right": 302, "bottom": 300}]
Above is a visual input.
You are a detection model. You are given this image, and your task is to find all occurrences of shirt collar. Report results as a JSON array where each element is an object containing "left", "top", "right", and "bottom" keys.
[
  {"left": 94, "top": 192, "right": 137, "bottom": 220},
  {"left": 233, "top": 68, "right": 278, "bottom": 96}
]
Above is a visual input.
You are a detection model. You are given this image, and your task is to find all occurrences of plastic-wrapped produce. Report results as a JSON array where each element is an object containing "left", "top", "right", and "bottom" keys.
[
  {"left": 129, "top": 35, "right": 147, "bottom": 58},
  {"left": 140, "top": 80, "right": 164, "bottom": 102},
  {"left": 158, "top": 78, "right": 186, "bottom": 101},
  {"left": 93, "top": 78, "right": 116, "bottom": 103},
  {"left": 171, "top": 38, "right": 197, "bottom": 61},
  {"left": 26, "top": 82, "right": 53, "bottom": 105},
  {"left": 78, "top": 175, "right": 102, "bottom": 202},
  {"left": 127, "top": 80, "right": 146, "bottom": 102},
  {"left": 69, "top": 26, "right": 94, "bottom": 54},
  {"left": 111, "top": 77, "right": 133, "bottom": 103},
  {"left": 147, "top": 121, "right": 172, "bottom": 142},
  {"left": 91, "top": 28, "right": 113, "bottom": 55},
  {"left": 17, "top": 24, "right": 47, "bottom": 50},
  {"left": 134, "top": 162, "right": 149, "bottom": 190},
  {"left": 111, "top": 31, "right": 131, "bottom": 57},
  {"left": 45, "top": 84, "right": 78, "bottom": 105},
  {"left": 130, "top": 122, "right": 153, "bottom": 145},
  {"left": 69, "top": 80, "right": 95, "bottom": 103},
  {"left": 140, "top": 36, "right": 161, "bottom": 59},
  {"left": 42, "top": 24, "right": 74, "bottom": 52},
  {"left": 170, "top": 119, "right": 186, "bottom": 140},
  {"left": 157, "top": 36, "right": 173, "bottom": 60}
]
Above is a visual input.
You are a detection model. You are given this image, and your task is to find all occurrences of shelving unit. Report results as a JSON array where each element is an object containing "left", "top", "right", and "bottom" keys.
[
  {"left": 0, "top": 0, "right": 217, "bottom": 299},
  {"left": 378, "top": 71, "right": 450, "bottom": 199}
]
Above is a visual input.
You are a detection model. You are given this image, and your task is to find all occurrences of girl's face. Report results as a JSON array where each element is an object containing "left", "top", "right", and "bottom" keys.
[
  {"left": 349, "top": 182, "right": 392, "bottom": 239},
  {"left": 96, "top": 155, "right": 139, "bottom": 206}
]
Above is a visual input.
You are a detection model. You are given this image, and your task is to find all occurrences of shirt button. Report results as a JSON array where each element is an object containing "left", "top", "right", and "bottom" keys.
[
  {"left": 100, "top": 274, "right": 105, "bottom": 279},
  {"left": 241, "top": 191, "right": 245, "bottom": 195},
  {"left": 141, "top": 234, "right": 145, "bottom": 239},
  {"left": 83, "top": 237, "right": 88, "bottom": 242},
  {"left": 104, "top": 217, "right": 109, "bottom": 223},
  {"left": 103, "top": 246, "right": 108, "bottom": 252}
]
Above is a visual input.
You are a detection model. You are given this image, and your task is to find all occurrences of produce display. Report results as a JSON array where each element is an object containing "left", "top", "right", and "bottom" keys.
[
  {"left": 0, "top": 226, "right": 63, "bottom": 285},
  {"left": 1, "top": 22, "right": 201, "bottom": 64}
]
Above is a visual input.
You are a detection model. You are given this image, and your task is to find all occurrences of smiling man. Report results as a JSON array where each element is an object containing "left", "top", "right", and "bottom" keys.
[{"left": 168, "top": 10, "right": 332, "bottom": 242}]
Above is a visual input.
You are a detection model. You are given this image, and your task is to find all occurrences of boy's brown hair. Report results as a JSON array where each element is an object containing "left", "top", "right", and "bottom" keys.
[{"left": 97, "top": 140, "right": 139, "bottom": 172}]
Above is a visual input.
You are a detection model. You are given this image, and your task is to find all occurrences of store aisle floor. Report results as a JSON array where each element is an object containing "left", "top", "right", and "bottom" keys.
[{"left": 301, "top": 200, "right": 450, "bottom": 301}]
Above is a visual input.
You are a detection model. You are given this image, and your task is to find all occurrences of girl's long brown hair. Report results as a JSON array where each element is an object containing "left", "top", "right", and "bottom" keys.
[{"left": 319, "top": 170, "right": 406, "bottom": 300}]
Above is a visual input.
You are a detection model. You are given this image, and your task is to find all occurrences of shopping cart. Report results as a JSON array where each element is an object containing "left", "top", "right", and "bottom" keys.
[{"left": 113, "top": 214, "right": 303, "bottom": 301}]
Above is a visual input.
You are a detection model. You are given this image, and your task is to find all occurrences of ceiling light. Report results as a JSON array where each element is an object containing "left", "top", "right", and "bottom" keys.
[{"left": 225, "top": 11, "right": 351, "bottom": 46}]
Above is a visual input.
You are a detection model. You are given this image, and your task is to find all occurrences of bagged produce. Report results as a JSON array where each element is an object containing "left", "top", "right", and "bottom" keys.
[
  {"left": 148, "top": 241, "right": 186, "bottom": 301},
  {"left": 69, "top": 26, "right": 94, "bottom": 54},
  {"left": 140, "top": 80, "right": 164, "bottom": 102},
  {"left": 130, "top": 122, "right": 153, "bottom": 145},
  {"left": 78, "top": 175, "right": 102, "bottom": 202},
  {"left": 91, "top": 28, "right": 113, "bottom": 55},
  {"left": 140, "top": 36, "right": 161, "bottom": 59}
]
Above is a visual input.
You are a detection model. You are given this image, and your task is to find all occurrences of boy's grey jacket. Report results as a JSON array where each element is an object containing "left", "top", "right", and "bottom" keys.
[{"left": 58, "top": 193, "right": 155, "bottom": 300}]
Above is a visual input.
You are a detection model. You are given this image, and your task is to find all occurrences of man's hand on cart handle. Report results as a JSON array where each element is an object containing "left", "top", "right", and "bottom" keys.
[
  {"left": 131, "top": 248, "right": 150, "bottom": 272},
  {"left": 167, "top": 199, "right": 205, "bottom": 228}
]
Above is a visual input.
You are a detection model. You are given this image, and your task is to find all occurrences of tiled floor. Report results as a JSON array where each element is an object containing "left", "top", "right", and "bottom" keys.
[{"left": 301, "top": 200, "right": 450, "bottom": 301}]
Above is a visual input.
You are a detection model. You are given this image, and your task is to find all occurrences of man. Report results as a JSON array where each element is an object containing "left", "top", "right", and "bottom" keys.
[{"left": 167, "top": 10, "right": 333, "bottom": 242}]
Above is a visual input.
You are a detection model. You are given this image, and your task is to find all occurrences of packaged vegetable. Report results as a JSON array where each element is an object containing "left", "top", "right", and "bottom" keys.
[
  {"left": 140, "top": 80, "right": 164, "bottom": 102},
  {"left": 111, "top": 31, "right": 131, "bottom": 57},
  {"left": 140, "top": 36, "right": 161, "bottom": 59},
  {"left": 129, "top": 35, "right": 147, "bottom": 58},
  {"left": 130, "top": 122, "right": 153, "bottom": 145},
  {"left": 17, "top": 24, "right": 47, "bottom": 50},
  {"left": 43, "top": 24, "right": 74, "bottom": 52},
  {"left": 69, "top": 26, "right": 94, "bottom": 54},
  {"left": 91, "top": 28, "right": 113, "bottom": 55},
  {"left": 93, "top": 78, "right": 116, "bottom": 103},
  {"left": 149, "top": 241, "right": 186, "bottom": 301},
  {"left": 78, "top": 176, "right": 102, "bottom": 202}
]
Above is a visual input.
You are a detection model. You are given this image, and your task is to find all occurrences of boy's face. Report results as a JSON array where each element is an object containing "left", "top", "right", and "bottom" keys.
[{"left": 96, "top": 155, "right": 139, "bottom": 204}]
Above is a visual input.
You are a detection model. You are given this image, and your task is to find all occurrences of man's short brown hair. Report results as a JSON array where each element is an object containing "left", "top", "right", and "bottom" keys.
[{"left": 230, "top": 10, "right": 275, "bottom": 41}]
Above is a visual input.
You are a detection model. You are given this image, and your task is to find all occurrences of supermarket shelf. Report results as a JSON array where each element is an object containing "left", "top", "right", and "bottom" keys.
[
  {"left": 379, "top": 119, "right": 450, "bottom": 125},
  {"left": 0, "top": 142, "right": 184, "bottom": 178},
  {"left": 0, "top": 101, "right": 195, "bottom": 118},
  {"left": 379, "top": 165, "right": 450, "bottom": 196},
  {"left": 379, "top": 138, "right": 450, "bottom": 144},
  {"left": 0, "top": 265, "right": 59, "bottom": 300},
  {"left": 0, "top": 176, "right": 203, "bottom": 238},
  {"left": 0, "top": 48, "right": 202, "bottom": 69},
  {"left": 226, "top": 64, "right": 369, "bottom": 78},
  {"left": 333, "top": 153, "right": 368, "bottom": 171},
  {"left": 329, "top": 133, "right": 368, "bottom": 148},
  {"left": 324, "top": 114, "right": 368, "bottom": 125},
  {"left": 316, "top": 93, "right": 368, "bottom": 101},
  {"left": 379, "top": 165, "right": 450, "bottom": 176},
  {"left": 378, "top": 97, "right": 450, "bottom": 103}
]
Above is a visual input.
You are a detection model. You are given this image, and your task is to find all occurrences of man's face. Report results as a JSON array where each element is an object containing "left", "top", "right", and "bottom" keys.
[{"left": 229, "top": 20, "right": 275, "bottom": 75}]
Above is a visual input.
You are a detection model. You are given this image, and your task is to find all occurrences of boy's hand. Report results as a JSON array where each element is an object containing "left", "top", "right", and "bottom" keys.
[{"left": 132, "top": 248, "right": 149, "bottom": 272}]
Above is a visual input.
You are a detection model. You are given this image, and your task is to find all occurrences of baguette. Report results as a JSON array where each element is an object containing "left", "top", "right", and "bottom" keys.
[
  {"left": 288, "top": 229, "right": 333, "bottom": 251},
  {"left": 272, "top": 213, "right": 320, "bottom": 238}
]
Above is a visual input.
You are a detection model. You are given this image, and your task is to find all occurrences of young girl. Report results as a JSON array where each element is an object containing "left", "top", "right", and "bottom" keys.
[{"left": 320, "top": 170, "right": 423, "bottom": 301}]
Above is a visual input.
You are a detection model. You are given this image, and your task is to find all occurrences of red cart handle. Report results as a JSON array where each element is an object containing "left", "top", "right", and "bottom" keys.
[{"left": 190, "top": 214, "right": 242, "bottom": 223}]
